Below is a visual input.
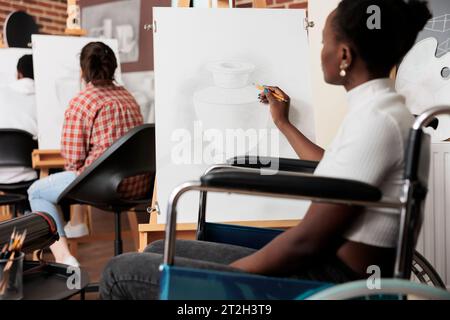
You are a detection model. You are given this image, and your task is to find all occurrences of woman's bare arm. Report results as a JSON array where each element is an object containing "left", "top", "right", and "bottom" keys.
[
  {"left": 277, "top": 121, "right": 324, "bottom": 161},
  {"left": 230, "top": 203, "right": 361, "bottom": 275},
  {"left": 261, "top": 86, "right": 324, "bottom": 161}
]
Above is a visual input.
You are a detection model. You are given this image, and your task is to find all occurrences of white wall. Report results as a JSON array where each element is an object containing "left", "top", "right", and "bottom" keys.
[{"left": 308, "top": 0, "right": 348, "bottom": 148}]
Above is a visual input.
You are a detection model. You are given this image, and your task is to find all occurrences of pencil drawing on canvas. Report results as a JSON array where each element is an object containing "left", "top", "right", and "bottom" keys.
[{"left": 192, "top": 60, "right": 269, "bottom": 157}]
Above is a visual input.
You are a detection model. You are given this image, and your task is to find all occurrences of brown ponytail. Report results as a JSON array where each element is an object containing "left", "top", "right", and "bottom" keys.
[{"left": 80, "top": 42, "right": 118, "bottom": 87}]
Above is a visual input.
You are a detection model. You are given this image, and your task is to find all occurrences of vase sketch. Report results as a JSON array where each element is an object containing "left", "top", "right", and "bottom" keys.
[{"left": 193, "top": 61, "right": 268, "bottom": 136}]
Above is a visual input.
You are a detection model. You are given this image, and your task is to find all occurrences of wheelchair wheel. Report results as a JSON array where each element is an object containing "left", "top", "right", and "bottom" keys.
[{"left": 411, "top": 251, "right": 446, "bottom": 288}]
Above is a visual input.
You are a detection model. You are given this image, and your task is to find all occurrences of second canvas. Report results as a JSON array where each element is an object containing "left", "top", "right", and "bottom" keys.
[
  {"left": 154, "top": 8, "right": 315, "bottom": 223},
  {"left": 32, "top": 35, "right": 122, "bottom": 149}
]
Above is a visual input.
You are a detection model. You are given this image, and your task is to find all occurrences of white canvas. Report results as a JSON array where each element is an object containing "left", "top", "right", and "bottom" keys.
[
  {"left": 32, "top": 35, "right": 122, "bottom": 150},
  {"left": 0, "top": 48, "right": 32, "bottom": 87},
  {"left": 154, "top": 8, "right": 315, "bottom": 223}
]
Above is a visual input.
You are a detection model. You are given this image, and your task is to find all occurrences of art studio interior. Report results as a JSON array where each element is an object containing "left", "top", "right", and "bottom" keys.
[{"left": 0, "top": 0, "right": 449, "bottom": 306}]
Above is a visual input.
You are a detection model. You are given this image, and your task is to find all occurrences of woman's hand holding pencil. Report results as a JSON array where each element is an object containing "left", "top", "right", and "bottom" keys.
[
  {"left": 256, "top": 84, "right": 291, "bottom": 129},
  {"left": 255, "top": 84, "right": 289, "bottom": 103}
]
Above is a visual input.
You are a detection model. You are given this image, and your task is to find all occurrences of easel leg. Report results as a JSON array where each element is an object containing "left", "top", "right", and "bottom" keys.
[
  {"left": 40, "top": 169, "right": 50, "bottom": 179},
  {"left": 68, "top": 239, "right": 79, "bottom": 258},
  {"left": 177, "top": 0, "right": 191, "bottom": 7},
  {"left": 70, "top": 205, "right": 86, "bottom": 226},
  {"left": 127, "top": 211, "right": 139, "bottom": 251},
  {"left": 86, "top": 206, "right": 93, "bottom": 235},
  {"left": 139, "top": 231, "right": 148, "bottom": 252}
]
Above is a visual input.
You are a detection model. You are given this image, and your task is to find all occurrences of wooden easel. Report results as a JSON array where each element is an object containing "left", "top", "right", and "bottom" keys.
[
  {"left": 138, "top": 0, "right": 300, "bottom": 252},
  {"left": 253, "top": 0, "right": 267, "bottom": 8},
  {"left": 177, "top": 0, "right": 247, "bottom": 8},
  {"left": 65, "top": 0, "right": 87, "bottom": 36}
]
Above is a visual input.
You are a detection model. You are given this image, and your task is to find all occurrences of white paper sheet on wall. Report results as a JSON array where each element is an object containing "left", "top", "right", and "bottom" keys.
[
  {"left": 0, "top": 48, "right": 33, "bottom": 88},
  {"left": 154, "top": 8, "right": 315, "bottom": 224},
  {"left": 32, "top": 35, "right": 122, "bottom": 150},
  {"left": 396, "top": 38, "right": 450, "bottom": 142},
  {"left": 395, "top": 0, "right": 450, "bottom": 142}
]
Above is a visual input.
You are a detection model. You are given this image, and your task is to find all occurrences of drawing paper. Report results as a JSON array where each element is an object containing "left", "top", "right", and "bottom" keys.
[
  {"left": 154, "top": 8, "right": 315, "bottom": 223},
  {"left": 32, "top": 35, "right": 122, "bottom": 149}
]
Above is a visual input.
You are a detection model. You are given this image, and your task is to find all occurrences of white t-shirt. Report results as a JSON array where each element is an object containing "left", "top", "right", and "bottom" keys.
[
  {"left": 314, "top": 78, "right": 415, "bottom": 248},
  {"left": 0, "top": 78, "right": 38, "bottom": 184}
]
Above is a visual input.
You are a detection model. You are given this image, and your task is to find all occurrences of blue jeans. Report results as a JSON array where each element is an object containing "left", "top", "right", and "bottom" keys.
[{"left": 28, "top": 171, "right": 77, "bottom": 237}]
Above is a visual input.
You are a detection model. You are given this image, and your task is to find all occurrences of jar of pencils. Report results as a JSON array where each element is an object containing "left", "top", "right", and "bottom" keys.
[{"left": 0, "top": 251, "right": 24, "bottom": 300}]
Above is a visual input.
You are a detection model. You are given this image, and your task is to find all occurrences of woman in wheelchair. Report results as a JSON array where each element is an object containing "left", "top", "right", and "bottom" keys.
[{"left": 100, "top": 0, "right": 432, "bottom": 299}]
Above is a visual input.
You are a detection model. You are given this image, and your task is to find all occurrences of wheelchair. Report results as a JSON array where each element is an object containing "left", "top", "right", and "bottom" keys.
[{"left": 158, "top": 106, "right": 450, "bottom": 300}]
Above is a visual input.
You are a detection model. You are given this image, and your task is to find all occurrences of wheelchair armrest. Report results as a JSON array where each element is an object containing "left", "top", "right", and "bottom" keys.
[
  {"left": 227, "top": 156, "right": 319, "bottom": 173},
  {"left": 200, "top": 169, "right": 382, "bottom": 202}
]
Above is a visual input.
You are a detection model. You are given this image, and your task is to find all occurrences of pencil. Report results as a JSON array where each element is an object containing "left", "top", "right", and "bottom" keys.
[{"left": 254, "top": 84, "right": 289, "bottom": 102}]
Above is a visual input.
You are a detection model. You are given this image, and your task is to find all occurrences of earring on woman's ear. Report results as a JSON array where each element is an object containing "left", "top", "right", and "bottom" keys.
[{"left": 340, "top": 62, "right": 348, "bottom": 78}]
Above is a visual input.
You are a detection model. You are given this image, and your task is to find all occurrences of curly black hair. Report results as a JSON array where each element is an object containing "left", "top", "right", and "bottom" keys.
[{"left": 333, "top": 0, "right": 432, "bottom": 76}]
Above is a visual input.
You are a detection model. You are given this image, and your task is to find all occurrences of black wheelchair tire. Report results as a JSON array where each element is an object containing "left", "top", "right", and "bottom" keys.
[{"left": 412, "top": 251, "right": 446, "bottom": 289}]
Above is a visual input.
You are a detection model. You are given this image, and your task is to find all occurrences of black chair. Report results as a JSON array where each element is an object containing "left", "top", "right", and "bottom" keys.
[
  {"left": 0, "top": 129, "right": 38, "bottom": 216},
  {"left": 57, "top": 124, "right": 156, "bottom": 256}
]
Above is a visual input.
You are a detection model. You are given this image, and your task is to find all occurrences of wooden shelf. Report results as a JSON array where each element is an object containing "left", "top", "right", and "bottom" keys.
[{"left": 64, "top": 28, "right": 87, "bottom": 37}]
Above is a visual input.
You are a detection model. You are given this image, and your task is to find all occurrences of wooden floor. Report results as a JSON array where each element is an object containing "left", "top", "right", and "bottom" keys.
[
  {"left": 71, "top": 239, "right": 136, "bottom": 300},
  {"left": 41, "top": 210, "right": 143, "bottom": 300}
]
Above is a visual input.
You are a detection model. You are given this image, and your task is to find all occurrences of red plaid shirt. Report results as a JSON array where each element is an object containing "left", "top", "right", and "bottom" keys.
[{"left": 61, "top": 83, "right": 151, "bottom": 199}]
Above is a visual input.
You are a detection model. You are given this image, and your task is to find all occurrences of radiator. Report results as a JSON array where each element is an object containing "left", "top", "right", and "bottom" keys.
[{"left": 416, "top": 142, "right": 450, "bottom": 288}]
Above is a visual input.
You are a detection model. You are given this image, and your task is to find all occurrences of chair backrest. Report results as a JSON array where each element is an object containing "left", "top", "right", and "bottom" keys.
[
  {"left": 0, "top": 129, "right": 37, "bottom": 167},
  {"left": 57, "top": 124, "right": 156, "bottom": 209},
  {"left": 395, "top": 107, "right": 450, "bottom": 279}
]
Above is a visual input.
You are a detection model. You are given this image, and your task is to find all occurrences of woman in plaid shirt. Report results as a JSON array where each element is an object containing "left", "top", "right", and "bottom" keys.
[{"left": 28, "top": 42, "right": 148, "bottom": 267}]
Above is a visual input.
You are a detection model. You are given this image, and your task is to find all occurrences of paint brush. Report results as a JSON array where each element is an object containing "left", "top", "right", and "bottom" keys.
[{"left": 254, "top": 84, "right": 289, "bottom": 103}]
